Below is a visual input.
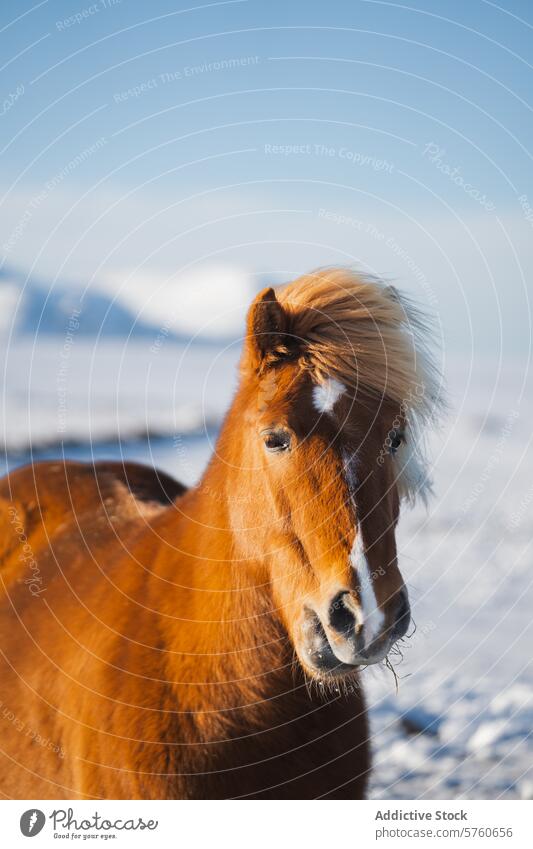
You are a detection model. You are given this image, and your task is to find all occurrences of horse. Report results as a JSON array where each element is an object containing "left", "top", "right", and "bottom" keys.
[{"left": 0, "top": 268, "right": 439, "bottom": 799}]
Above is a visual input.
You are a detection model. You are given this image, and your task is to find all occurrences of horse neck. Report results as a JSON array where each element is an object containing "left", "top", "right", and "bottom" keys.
[
  {"left": 154, "top": 395, "right": 289, "bottom": 695},
  {"left": 183, "top": 385, "right": 272, "bottom": 572}
]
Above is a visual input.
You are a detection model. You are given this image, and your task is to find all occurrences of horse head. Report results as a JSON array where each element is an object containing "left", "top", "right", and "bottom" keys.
[{"left": 221, "top": 268, "right": 440, "bottom": 681}]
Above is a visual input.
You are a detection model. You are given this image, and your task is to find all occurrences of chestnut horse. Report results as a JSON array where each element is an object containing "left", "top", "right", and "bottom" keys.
[{"left": 0, "top": 268, "right": 438, "bottom": 799}]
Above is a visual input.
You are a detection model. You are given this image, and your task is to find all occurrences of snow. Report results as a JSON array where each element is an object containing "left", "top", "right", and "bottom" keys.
[
  {"left": 1, "top": 337, "right": 532, "bottom": 799},
  {"left": 0, "top": 337, "right": 240, "bottom": 452},
  {"left": 365, "top": 354, "right": 533, "bottom": 799},
  {"left": 399, "top": 706, "right": 441, "bottom": 738}
]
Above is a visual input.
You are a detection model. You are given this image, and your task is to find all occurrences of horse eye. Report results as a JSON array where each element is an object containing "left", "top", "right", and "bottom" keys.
[
  {"left": 261, "top": 428, "right": 291, "bottom": 453},
  {"left": 390, "top": 429, "right": 405, "bottom": 454}
]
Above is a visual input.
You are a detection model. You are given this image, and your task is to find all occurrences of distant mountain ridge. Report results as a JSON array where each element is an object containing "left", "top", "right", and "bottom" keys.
[
  {"left": 0, "top": 264, "right": 267, "bottom": 343},
  {"left": 0, "top": 265, "right": 170, "bottom": 339}
]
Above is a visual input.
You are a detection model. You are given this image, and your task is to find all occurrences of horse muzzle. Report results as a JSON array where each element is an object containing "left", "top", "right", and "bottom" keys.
[{"left": 298, "top": 587, "right": 410, "bottom": 677}]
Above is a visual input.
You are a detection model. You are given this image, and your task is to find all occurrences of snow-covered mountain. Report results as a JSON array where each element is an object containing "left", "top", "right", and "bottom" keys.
[
  {"left": 0, "top": 263, "right": 252, "bottom": 449},
  {"left": 0, "top": 266, "right": 157, "bottom": 339},
  {"left": 0, "top": 263, "right": 255, "bottom": 343}
]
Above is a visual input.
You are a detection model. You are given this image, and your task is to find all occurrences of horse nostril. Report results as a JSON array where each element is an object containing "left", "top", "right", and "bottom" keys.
[{"left": 328, "top": 591, "right": 357, "bottom": 636}]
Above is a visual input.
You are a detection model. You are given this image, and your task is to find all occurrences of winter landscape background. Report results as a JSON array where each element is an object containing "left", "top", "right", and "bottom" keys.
[{"left": 1, "top": 0, "right": 532, "bottom": 799}]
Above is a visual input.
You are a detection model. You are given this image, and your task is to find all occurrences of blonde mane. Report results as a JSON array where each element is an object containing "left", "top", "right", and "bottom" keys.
[{"left": 275, "top": 267, "right": 443, "bottom": 502}]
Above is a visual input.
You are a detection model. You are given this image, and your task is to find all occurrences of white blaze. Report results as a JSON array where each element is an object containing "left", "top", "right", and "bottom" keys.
[
  {"left": 312, "top": 377, "right": 346, "bottom": 414},
  {"left": 316, "top": 374, "right": 385, "bottom": 648},
  {"left": 349, "top": 529, "right": 384, "bottom": 646}
]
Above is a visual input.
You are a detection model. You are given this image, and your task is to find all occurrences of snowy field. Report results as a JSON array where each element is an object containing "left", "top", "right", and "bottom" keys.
[{"left": 1, "top": 337, "right": 532, "bottom": 800}]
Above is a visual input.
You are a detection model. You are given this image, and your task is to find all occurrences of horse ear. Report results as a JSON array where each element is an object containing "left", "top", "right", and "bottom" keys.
[{"left": 245, "top": 287, "right": 289, "bottom": 368}]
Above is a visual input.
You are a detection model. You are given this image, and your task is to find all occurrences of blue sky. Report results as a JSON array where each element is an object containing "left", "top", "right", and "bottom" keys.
[{"left": 0, "top": 0, "right": 532, "bottom": 354}]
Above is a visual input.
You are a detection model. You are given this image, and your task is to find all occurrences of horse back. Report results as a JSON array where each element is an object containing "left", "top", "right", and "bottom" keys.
[{"left": 0, "top": 459, "right": 186, "bottom": 585}]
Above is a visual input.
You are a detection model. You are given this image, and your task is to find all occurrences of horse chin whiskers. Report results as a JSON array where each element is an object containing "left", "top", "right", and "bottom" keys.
[
  {"left": 362, "top": 635, "right": 413, "bottom": 692},
  {"left": 300, "top": 661, "right": 362, "bottom": 700}
]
